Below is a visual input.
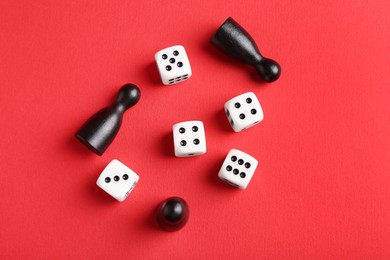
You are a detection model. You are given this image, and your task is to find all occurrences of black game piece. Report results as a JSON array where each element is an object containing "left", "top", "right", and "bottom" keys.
[
  {"left": 157, "top": 197, "right": 189, "bottom": 232},
  {"left": 75, "top": 84, "right": 141, "bottom": 155},
  {"left": 211, "top": 17, "right": 281, "bottom": 82}
]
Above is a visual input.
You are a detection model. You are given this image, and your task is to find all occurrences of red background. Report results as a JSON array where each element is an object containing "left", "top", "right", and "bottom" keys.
[{"left": 1, "top": 0, "right": 389, "bottom": 259}]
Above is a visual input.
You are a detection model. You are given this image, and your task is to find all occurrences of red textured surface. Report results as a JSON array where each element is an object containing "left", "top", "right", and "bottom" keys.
[{"left": 1, "top": 0, "right": 389, "bottom": 259}]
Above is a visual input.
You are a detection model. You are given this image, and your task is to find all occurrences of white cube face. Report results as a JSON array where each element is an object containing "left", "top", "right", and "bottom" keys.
[
  {"left": 224, "top": 92, "right": 264, "bottom": 132},
  {"left": 218, "top": 149, "right": 258, "bottom": 189},
  {"left": 173, "top": 120, "right": 206, "bottom": 157},
  {"left": 155, "top": 45, "right": 192, "bottom": 85},
  {"left": 96, "top": 160, "right": 139, "bottom": 202}
]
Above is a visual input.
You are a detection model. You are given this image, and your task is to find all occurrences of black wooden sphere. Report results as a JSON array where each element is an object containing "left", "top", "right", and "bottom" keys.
[{"left": 157, "top": 197, "right": 189, "bottom": 232}]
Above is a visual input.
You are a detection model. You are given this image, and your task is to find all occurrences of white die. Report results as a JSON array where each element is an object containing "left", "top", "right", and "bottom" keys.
[
  {"left": 172, "top": 120, "right": 206, "bottom": 157},
  {"left": 155, "top": 45, "right": 192, "bottom": 85},
  {"left": 96, "top": 159, "right": 139, "bottom": 202},
  {"left": 218, "top": 149, "right": 258, "bottom": 189},
  {"left": 224, "top": 92, "right": 264, "bottom": 132}
]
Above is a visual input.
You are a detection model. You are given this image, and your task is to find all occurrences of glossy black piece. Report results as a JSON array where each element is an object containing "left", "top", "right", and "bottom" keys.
[
  {"left": 75, "top": 84, "right": 141, "bottom": 155},
  {"left": 211, "top": 17, "right": 281, "bottom": 82},
  {"left": 157, "top": 197, "right": 189, "bottom": 232}
]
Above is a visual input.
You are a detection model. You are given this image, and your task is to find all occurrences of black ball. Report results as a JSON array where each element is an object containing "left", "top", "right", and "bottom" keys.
[
  {"left": 156, "top": 197, "right": 189, "bottom": 232},
  {"left": 115, "top": 84, "right": 141, "bottom": 110},
  {"left": 255, "top": 58, "right": 281, "bottom": 82}
]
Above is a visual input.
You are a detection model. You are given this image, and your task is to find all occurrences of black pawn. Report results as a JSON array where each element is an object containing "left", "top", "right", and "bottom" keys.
[
  {"left": 211, "top": 17, "right": 281, "bottom": 82},
  {"left": 157, "top": 197, "right": 189, "bottom": 232},
  {"left": 75, "top": 84, "right": 141, "bottom": 155}
]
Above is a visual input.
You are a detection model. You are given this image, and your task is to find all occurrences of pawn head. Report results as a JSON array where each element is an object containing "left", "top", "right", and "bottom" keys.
[
  {"left": 255, "top": 58, "right": 281, "bottom": 82},
  {"left": 116, "top": 84, "right": 141, "bottom": 110},
  {"left": 157, "top": 197, "right": 189, "bottom": 232}
]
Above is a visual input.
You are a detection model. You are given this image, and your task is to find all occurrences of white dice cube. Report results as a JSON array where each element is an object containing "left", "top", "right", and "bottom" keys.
[
  {"left": 155, "top": 45, "right": 192, "bottom": 85},
  {"left": 224, "top": 92, "right": 264, "bottom": 132},
  {"left": 96, "top": 159, "right": 139, "bottom": 202},
  {"left": 173, "top": 120, "right": 206, "bottom": 157},
  {"left": 218, "top": 149, "right": 258, "bottom": 189}
]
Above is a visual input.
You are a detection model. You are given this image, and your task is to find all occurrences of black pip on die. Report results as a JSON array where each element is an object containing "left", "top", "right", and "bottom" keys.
[
  {"left": 155, "top": 45, "right": 192, "bottom": 85},
  {"left": 224, "top": 92, "right": 264, "bottom": 132},
  {"left": 96, "top": 160, "right": 139, "bottom": 202},
  {"left": 218, "top": 149, "right": 258, "bottom": 189},
  {"left": 173, "top": 121, "right": 206, "bottom": 157}
]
